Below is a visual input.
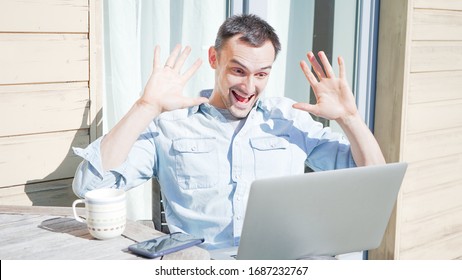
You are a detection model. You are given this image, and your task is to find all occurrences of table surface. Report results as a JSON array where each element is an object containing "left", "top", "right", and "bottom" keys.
[{"left": 0, "top": 205, "right": 210, "bottom": 260}]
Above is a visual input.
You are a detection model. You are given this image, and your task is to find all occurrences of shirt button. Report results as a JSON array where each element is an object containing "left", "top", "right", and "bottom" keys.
[
  {"left": 236, "top": 216, "right": 242, "bottom": 220},
  {"left": 190, "top": 146, "right": 196, "bottom": 151}
]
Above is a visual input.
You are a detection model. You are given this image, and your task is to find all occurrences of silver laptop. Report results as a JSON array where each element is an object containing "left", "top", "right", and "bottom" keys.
[{"left": 210, "top": 162, "right": 407, "bottom": 260}]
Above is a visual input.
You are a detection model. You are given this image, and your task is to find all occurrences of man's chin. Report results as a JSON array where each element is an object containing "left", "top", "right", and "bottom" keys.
[{"left": 229, "top": 105, "right": 252, "bottom": 119}]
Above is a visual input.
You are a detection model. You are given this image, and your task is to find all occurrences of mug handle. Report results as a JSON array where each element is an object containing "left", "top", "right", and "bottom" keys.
[{"left": 72, "top": 199, "right": 86, "bottom": 223}]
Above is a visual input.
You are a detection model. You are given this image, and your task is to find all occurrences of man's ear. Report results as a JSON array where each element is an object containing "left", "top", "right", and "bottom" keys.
[{"left": 208, "top": 46, "right": 218, "bottom": 69}]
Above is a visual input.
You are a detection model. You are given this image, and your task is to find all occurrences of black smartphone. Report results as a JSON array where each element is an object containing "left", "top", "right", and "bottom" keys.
[{"left": 128, "top": 232, "right": 205, "bottom": 258}]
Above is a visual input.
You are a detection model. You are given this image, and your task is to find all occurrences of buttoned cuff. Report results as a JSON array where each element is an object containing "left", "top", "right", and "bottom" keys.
[{"left": 72, "top": 137, "right": 106, "bottom": 178}]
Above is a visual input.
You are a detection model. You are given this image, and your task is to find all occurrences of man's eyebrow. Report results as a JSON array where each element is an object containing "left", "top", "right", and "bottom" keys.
[{"left": 230, "top": 59, "right": 272, "bottom": 71}]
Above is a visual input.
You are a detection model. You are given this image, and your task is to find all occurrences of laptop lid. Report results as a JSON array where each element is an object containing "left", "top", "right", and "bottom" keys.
[{"left": 236, "top": 162, "right": 407, "bottom": 260}]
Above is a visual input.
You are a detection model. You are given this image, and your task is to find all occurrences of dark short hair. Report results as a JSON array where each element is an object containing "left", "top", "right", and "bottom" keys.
[{"left": 214, "top": 14, "right": 281, "bottom": 58}]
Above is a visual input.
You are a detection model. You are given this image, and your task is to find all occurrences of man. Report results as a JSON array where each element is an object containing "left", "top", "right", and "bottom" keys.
[{"left": 73, "top": 14, "right": 385, "bottom": 249}]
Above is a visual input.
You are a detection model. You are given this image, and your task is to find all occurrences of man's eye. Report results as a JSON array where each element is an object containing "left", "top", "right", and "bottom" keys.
[
  {"left": 232, "top": 68, "right": 245, "bottom": 75},
  {"left": 256, "top": 73, "right": 268, "bottom": 79}
]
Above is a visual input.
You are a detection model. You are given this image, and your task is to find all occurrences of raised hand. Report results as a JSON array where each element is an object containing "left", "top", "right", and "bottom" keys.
[
  {"left": 139, "top": 44, "right": 209, "bottom": 115},
  {"left": 292, "top": 51, "right": 359, "bottom": 122}
]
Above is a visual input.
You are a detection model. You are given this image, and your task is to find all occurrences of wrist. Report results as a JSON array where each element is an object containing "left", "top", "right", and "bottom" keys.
[
  {"left": 135, "top": 98, "right": 162, "bottom": 118},
  {"left": 337, "top": 111, "right": 362, "bottom": 129}
]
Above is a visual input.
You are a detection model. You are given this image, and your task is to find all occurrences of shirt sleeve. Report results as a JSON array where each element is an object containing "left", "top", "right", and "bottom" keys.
[
  {"left": 304, "top": 125, "right": 357, "bottom": 171},
  {"left": 72, "top": 127, "right": 157, "bottom": 198},
  {"left": 294, "top": 110, "right": 357, "bottom": 171}
]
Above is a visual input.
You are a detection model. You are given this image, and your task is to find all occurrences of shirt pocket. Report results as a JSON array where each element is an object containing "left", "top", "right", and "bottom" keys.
[
  {"left": 172, "top": 137, "right": 219, "bottom": 189},
  {"left": 250, "top": 135, "right": 292, "bottom": 179}
]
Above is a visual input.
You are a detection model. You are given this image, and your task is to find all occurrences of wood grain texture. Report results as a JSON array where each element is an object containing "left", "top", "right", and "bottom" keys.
[
  {"left": 406, "top": 100, "right": 462, "bottom": 133},
  {"left": 401, "top": 181, "right": 462, "bottom": 222},
  {"left": 399, "top": 206, "right": 462, "bottom": 256},
  {"left": 399, "top": 232, "right": 462, "bottom": 260},
  {"left": 410, "top": 41, "right": 462, "bottom": 73},
  {"left": 403, "top": 127, "right": 462, "bottom": 163},
  {"left": 403, "top": 154, "right": 462, "bottom": 194},
  {"left": 409, "top": 71, "right": 462, "bottom": 104},
  {"left": 89, "top": 0, "right": 104, "bottom": 141},
  {"left": 412, "top": 8, "right": 462, "bottom": 40},
  {"left": 0, "top": 0, "right": 101, "bottom": 209},
  {"left": 0, "top": 130, "right": 89, "bottom": 187},
  {"left": 0, "top": 179, "right": 77, "bottom": 207},
  {"left": 369, "top": 0, "right": 462, "bottom": 260},
  {"left": 0, "top": 206, "right": 210, "bottom": 260},
  {"left": 0, "top": 0, "right": 88, "bottom": 32},
  {"left": 414, "top": 0, "right": 462, "bottom": 11},
  {"left": 0, "top": 83, "right": 89, "bottom": 137},
  {"left": 0, "top": 34, "right": 89, "bottom": 85},
  {"left": 370, "top": 0, "right": 412, "bottom": 260}
]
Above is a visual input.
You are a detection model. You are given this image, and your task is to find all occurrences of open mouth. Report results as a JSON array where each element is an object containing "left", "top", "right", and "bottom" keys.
[{"left": 231, "top": 89, "right": 254, "bottom": 104}]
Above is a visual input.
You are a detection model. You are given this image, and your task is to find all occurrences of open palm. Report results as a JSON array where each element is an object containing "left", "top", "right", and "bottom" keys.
[
  {"left": 293, "top": 51, "right": 358, "bottom": 121},
  {"left": 141, "top": 44, "right": 208, "bottom": 114}
]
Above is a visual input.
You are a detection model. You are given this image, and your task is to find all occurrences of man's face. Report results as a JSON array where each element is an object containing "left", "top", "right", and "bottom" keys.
[{"left": 208, "top": 35, "right": 276, "bottom": 118}]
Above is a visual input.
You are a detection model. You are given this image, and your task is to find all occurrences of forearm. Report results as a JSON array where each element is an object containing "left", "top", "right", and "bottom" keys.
[
  {"left": 95, "top": 45, "right": 206, "bottom": 172},
  {"left": 337, "top": 113, "right": 386, "bottom": 166},
  {"left": 101, "top": 100, "right": 160, "bottom": 171}
]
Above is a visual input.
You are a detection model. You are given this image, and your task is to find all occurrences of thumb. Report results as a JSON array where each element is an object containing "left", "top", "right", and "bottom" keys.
[
  {"left": 181, "top": 97, "right": 209, "bottom": 108},
  {"left": 292, "top": 102, "right": 318, "bottom": 114}
]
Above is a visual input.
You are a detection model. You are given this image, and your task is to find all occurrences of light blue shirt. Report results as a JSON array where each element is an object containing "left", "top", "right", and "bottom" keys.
[{"left": 72, "top": 91, "right": 356, "bottom": 249}]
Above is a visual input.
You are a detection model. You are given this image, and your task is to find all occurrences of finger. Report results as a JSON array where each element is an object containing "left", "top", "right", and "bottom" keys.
[
  {"left": 173, "top": 46, "right": 191, "bottom": 71},
  {"left": 300, "top": 60, "right": 318, "bottom": 87},
  {"left": 178, "top": 96, "right": 209, "bottom": 110},
  {"left": 307, "top": 51, "right": 324, "bottom": 80},
  {"left": 292, "top": 103, "right": 320, "bottom": 116},
  {"left": 165, "top": 44, "right": 181, "bottom": 68},
  {"left": 181, "top": 58, "right": 202, "bottom": 82},
  {"left": 338, "top": 56, "right": 346, "bottom": 80},
  {"left": 318, "top": 51, "right": 335, "bottom": 78},
  {"left": 189, "top": 96, "right": 210, "bottom": 106},
  {"left": 153, "top": 45, "right": 161, "bottom": 69}
]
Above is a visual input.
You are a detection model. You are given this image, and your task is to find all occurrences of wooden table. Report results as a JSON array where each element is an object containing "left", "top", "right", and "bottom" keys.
[{"left": 0, "top": 205, "right": 210, "bottom": 260}]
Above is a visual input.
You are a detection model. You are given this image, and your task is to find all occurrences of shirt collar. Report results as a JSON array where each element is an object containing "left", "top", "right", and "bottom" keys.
[
  {"left": 189, "top": 89, "right": 269, "bottom": 116},
  {"left": 189, "top": 89, "right": 212, "bottom": 115}
]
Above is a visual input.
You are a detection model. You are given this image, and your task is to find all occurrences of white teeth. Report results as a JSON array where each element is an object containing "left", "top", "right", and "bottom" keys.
[{"left": 231, "top": 89, "right": 254, "bottom": 103}]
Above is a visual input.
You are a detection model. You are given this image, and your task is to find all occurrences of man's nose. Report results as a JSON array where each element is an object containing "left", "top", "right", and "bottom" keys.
[{"left": 244, "top": 75, "right": 255, "bottom": 93}]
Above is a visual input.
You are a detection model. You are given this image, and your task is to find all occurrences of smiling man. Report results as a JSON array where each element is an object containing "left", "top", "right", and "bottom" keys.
[
  {"left": 72, "top": 14, "right": 385, "bottom": 249},
  {"left": 208, "top": 17, "right": 279, "bottom": 119}
]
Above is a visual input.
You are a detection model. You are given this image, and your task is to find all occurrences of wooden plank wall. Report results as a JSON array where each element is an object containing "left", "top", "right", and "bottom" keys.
[
  {"left": 372, "top": 0, "right": 462, "bottom": 259},
  {"left": 370, "top": 0, "right": 410, "bottom": 260},
  {"left": 400, "top": 0, "right": 462, "bottom": 260},
  {"left": 0, "top": 0, "right": 102, "bottom": 206}
]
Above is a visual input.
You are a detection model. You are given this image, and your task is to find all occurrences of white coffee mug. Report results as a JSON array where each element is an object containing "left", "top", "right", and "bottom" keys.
[{"left": 72, "top": 188, "right": 126, "bottom": 240}]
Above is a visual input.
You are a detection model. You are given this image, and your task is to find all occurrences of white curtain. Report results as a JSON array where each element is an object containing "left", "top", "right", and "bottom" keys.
[{"left": 103, "top": 0, "right": 226, "bottom": 220}]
